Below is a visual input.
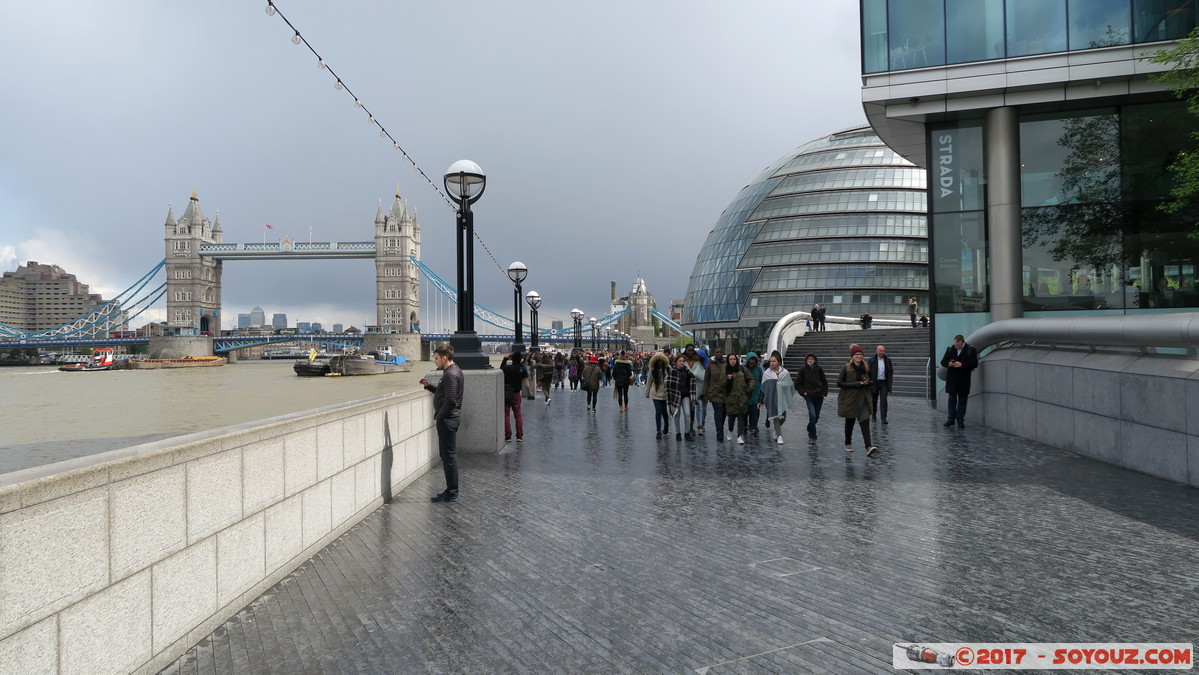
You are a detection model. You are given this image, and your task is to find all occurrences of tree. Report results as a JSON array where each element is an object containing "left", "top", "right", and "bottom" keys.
[{"left": 1146, "top": 29, "right": 1199, "bottom": 220}]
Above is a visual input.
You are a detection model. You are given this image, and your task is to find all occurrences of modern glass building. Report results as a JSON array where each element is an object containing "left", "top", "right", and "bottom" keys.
[
  {"left": 860, "top": 0, "right": 1199, "bottom": 355},
  {"left": 682, "top": 126, "right": 929, "bottom": 351}
]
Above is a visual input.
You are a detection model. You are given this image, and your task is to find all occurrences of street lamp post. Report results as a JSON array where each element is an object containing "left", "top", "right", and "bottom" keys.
[
  {"left": 589, "top": 317, "right": 598, "bottom": 351},
  {"left": 508, "top": 261, "right": 527, "bottom": 352},
  {"left": 571, "top": 308, "right": 583, "bottom": 349},
  {"left": 525, "top": 291, "right": 541, "bottom": 353},
  {"left": 444, "top": 159, "right": 488, "bottom": 369}
]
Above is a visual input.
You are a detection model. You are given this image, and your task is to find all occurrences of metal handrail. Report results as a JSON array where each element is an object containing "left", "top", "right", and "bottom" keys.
[{"left": 936, "top": 313, "right": 1199, "bottom": 381}]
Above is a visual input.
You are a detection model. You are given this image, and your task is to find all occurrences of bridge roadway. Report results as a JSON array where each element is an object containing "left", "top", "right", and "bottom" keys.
[{"left": 162, "top": 394, "right": 1199, "bottom": 673}]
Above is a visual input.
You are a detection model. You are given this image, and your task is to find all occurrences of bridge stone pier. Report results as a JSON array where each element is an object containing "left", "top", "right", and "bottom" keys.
[{"left": 148, "top": 335, "right": 212, "bottom": 359}]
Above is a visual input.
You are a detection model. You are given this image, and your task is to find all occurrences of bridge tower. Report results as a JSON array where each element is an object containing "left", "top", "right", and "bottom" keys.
[
  {"left": 151, "top": 191, "right": 222, "bottom": 357},
  {"left": 368, "top": 188, "right": 421, "bottom": 359},
  {"left": 164, "top": 191, "right": 223, "bottom": 336}
]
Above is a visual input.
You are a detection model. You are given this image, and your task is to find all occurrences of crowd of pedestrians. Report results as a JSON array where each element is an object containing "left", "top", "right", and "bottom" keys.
[
  {"left": 430, "top": 331, "right": 976, "bottom": 503},
  {"left": 495, "top": 338, "right": 922, "bottom": 456}
]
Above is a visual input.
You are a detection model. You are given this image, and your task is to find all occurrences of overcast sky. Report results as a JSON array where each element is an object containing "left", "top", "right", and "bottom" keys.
[{"left": 0, "top": 1, "right": 865, "bottom": 332}]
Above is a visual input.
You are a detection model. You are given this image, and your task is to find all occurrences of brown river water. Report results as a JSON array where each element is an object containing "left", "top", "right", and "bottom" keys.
[{"left": 0, "top": 358, "right": 449, "bottom": 476}]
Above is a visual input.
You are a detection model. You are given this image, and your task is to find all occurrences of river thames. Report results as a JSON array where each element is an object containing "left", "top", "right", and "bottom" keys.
[{"left": 0, "top": 358, "right": 443, "bottom": 475}]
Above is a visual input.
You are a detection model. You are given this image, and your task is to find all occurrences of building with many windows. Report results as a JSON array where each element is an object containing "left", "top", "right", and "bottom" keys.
[
  {"left": 860, "top": 0, "right": 1199, "bottom": 352},
  {"left": 0, "top": 261, "right": 124, "bottom": 333},
  {"left": 682, "top": 126, "right": 929, "bottom": 351}
]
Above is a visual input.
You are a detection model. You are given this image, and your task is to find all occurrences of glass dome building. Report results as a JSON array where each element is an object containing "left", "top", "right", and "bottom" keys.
[{"left": 682, "top": 126, "right": 928, "bottom": 349}]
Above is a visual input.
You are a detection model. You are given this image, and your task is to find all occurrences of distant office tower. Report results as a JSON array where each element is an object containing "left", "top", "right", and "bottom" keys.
[
  {"left": 332, "top": 323, "right": 343, "bottom": 333},
  {"left": 0, "top": 261, "right": 125, "bottom": 332},
  {"left": 237, "top": 314, "right": 251, "bottom": 329},
  {"left": 250, "top": 306, "right": 266, "bottom": 326},
  {"left": 311, "top": 322, "right": 323, "bottom": 333},
  {"left": 272, "top": 313, "right": 287, "bottom": 328},
  {"left": 296, "top": 322, "right": 311, "bottom": 333}
]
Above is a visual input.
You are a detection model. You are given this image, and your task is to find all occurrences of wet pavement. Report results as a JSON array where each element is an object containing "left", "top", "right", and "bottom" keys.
[{"left": 163, "top": 387, "right": 1199, "bottom": 674}]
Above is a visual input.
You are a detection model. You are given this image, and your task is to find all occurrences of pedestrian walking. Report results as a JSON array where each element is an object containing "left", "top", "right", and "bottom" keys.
[
  {"left": 940, "top": 334, "right": 979, "bottom": 428},
  {"left": 535, "top": 353, "right": 554, "bottom": 405},
  {"left": 419, "top": 343, "right": 464, "bottom": 502},
  {"left": 612, "top": 350, "right": 634, "bottom": 411},
  {"left": 702, "top": 347, "right": 728, "bottom": 441},
  {"left": 760, "top": 351, "right": 797, "bottom": 444},
  {"left": 646, "top": 351, "right": 671, "bottom": 437},
  {"left": 665, "top": 355, "right": 695, "bottom": 440},
  {"left": 908, "top": 297, "right": 919, "bottom": 328},
  {"left": 685, "top": 345, "right": 708, "bottom": 436},
  {"left": 582, "top": 356, "right": 602, "bottom": 411},
  {"left": 722, "top": 353, "right": 756, "bottom": 445},
  {"left": 745, "top": 352, "right": 764, "bottom": 438},
  {"left": 568, "top": 353, "right": 581, "bottom": 391},
  {"left": 553, "top": 351, "right": 565, "bottom": 390},
  {"left": 794, "top": 351, "right": 828, "bottom": 440},
  {"left": 837, "top": 344, "right": 878, "bottom": 456},
  {"left": 867, "top": 344, "right": 893, "bottom": 424},
  {"left": 499, "top": 351, "right": 526, "bottom": 443},
  {"left": 818, "top": 304, "right": 828, "bottom": 331}
]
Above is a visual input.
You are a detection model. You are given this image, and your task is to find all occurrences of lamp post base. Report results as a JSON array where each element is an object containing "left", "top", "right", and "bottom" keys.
[{"left": 449, "top": 331, "right": 490, "bottom": 370}]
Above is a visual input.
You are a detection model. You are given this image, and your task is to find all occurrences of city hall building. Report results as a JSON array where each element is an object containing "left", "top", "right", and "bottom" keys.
[
  {"left": 682, "top": 126, "right": 929, "bottom": 352},
  {"left": 860, "top": 0, "right": 1199, "bottom": 351}
]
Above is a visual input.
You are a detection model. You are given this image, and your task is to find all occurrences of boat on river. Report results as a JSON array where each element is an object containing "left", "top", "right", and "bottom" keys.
[
  {"left": 294, "top": 350, "right": 409, "bottom": 377},
  {"left": 59, "top": 348, "right": 117, "bottom": 372},
  {"left": 126, "top": 356, "right": 227, "bottom": 369}
]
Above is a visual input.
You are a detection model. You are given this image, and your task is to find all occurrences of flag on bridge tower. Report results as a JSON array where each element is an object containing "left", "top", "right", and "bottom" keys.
[{"left": 264, "top": 224, "right": 273, "bottom": 230}]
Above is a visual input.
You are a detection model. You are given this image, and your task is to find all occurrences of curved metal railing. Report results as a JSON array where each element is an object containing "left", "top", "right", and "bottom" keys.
[{"left": 935, "top": 313, "right": 1199, "bottom": 380}]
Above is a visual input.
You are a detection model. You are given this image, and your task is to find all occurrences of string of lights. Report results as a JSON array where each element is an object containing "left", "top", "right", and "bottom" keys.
[{"left": 263, "top": 1, "right": 508, "bottom": 276}]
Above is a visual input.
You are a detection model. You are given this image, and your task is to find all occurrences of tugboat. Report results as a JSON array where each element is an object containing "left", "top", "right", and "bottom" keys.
[{"left": 59, "top": 347, "right": 117, "bottom": 372}]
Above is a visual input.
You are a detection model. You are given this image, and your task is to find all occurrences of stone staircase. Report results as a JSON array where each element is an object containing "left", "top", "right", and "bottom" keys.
[{"left": 783, "top": 327, "right": 932, "bottom": 398}]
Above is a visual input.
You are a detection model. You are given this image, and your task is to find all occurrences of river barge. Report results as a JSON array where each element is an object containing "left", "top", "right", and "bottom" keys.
[{"left": 126, "top": 356, "right": 227, "bottom": 369}]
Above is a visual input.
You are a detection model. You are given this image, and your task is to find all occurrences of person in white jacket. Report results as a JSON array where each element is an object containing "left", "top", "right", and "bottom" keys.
[{"left": 759, "top": 351, "right": 796, "bottom": 444}]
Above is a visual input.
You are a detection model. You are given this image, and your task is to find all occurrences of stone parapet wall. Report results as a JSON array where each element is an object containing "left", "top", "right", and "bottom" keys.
[
  {"left": 0, "top": 390, "right": 435, "bottom": 674},
  {"left": 966, "top": 346, "right": 1199, "bottom": 488}
]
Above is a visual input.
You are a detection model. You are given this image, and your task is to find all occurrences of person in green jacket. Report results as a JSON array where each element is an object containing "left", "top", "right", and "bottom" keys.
[
  {"left": 744, "top": 352, "right": 764, "bottom": 438},
  {"left": 702, "top": 347, "right": 728, "bottom": 442},
  {"left": 721, "top": 353, "right": 757, "bottom": 445}
]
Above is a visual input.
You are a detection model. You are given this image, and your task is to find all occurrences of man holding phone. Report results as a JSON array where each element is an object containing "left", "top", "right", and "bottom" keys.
[{"left": 940, "top": 334, "right": 978, "bottom": 428}]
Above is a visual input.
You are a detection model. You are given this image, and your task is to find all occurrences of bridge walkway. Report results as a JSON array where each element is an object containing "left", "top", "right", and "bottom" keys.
[{"left": 162, "top": 390, "right": 1199, "bottom": 673}]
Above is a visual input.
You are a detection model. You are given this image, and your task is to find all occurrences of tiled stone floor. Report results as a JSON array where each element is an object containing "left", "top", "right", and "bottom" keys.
[{"left": 163, "top": 389, "right": 1199, "bottom": 674}]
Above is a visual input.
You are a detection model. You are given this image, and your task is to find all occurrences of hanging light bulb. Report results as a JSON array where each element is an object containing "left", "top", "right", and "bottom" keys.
[
  {"left": 380, "top": 129, "right": 388, "bottom": 138},
  {"left": 265, "top": 2, "right": 276, "bottom": 16},
  {"left": 291, "top": 31, "right": 301, "bottom": 45},
  {"left": 334, "top": 79, "right": 343, "bottom": 90},
  {"left": 354, "top": 99, "right": 362, "bottom": 108},
  {"left": 317, "top": 59, "right": 326, "bottom": 70},
  {"left": 368, "top": 116, "right": 375, "bottom": 125}
]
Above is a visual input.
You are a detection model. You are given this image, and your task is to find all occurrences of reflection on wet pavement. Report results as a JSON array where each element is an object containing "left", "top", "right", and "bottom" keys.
[{"left": 163, "top": 388, "right": 1199, "bottom": 673}]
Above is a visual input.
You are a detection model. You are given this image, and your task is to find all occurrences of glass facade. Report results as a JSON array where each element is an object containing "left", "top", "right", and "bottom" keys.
[
  {"left": 862, "top": 0, "right": 1197, "bottom": 72},
  {"left": 684, "top": 126, "right": 929, "bottom": 337},
  {"left": 929, "top": 99, "right": 1199, "bottom": 313}
]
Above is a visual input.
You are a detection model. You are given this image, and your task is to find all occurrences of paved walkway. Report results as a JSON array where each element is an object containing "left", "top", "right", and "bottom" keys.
[{"left": 162, "top": 387, "right": 1199, "bottom": 674}]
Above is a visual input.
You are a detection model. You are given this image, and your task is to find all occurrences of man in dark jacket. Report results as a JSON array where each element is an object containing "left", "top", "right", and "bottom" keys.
[
  {"left": 499, "top": 351, "right": 527, "bottom": 442},
  {"left": 867, "top": 344, "right": 894, "bottom": 424},
  {"left": 940, "top": 334, "right": 978, "bottom": 428},
  {"left": 420, "top": 343, "right": 464, "bottom": 502}
]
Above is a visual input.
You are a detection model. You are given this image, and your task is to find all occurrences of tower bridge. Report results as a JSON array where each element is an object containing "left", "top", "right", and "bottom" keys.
[{"left": 1, "top": 190, "right": 679, "bottom": 356}]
